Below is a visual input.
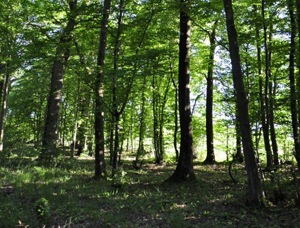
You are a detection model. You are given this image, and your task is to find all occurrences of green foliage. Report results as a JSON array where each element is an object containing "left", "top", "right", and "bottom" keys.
[{"left": 35, "top": 197, "right": 50, "bottom": 224}]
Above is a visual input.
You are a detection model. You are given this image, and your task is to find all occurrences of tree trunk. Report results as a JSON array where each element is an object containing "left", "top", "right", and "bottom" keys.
[
  {"left": 261, "top": 0, "right": 273, "bottom": 170},
  {"left": 296, "top": 0, "right": 300, "bottom": 135},
  {"left": 71, "top": 76, "right": 80, "bottom": 158},
  {"left": 269, "top": 76, "right": 279, "bottom": 166},
  {"left": 74, "top": 40, "right": 93, "bottom": 157},
  {"left": 41, "top": 0, "right": 77, "bottom": 160},
  {"left": 157, "top": 76, "right": 171, "bottom": 164},
  {"left": 167, "top": 0, "right": 195, "bottom": 182},
  {"left": 235, "top": 105, "right": 243, "bottom": 162},
  {"left": 111, "top": 0, "right": 124, "bottom": 176},
  {"left": 223, "top": 0, "right": 264, "bottom": 205},
  {"left": 0, "top": 67, "right": 10, "bottom": 152},
  {"left": 135, "top": 73, "right": 146, "bottom": 166},
  {"left": 94, "top": 0, "right": 111, "bottom": 179},
  {"left": 204, "top": 24, "right": 217, "bottom": 164},
  {"left": 170, "top": 60, "right": 179, "bottom": 161},
  {"left": 152, "top": 74, "right": 160, "bottom": 163},
  {"left": 288, "top": 0, "right": 300, "bottom": 168}
]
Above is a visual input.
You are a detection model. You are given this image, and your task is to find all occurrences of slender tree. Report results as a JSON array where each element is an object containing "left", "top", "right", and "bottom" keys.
[
  {"left": 223, "top": 0, "right": 264, "bottom": 205},
  {"left": 169, "top": 58, "right": 179, "bottom": 161},
  {"left": 261, "top": 0, "right": 273, "bottom": 170},
  {"left": 94, "top": 0, "right": 112, "bottom": 178},
  {"left": 203, "top": 21, "right": 218, "bottom": 164},
  {"left": 167, "top": 0, "right": 195, "bottom": 182},
  {"left": 0, "top": 66, "right": 10, "bottom": 152}
]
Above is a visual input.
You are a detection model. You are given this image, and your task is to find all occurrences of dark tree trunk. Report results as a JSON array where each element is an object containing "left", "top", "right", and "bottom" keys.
[
  {"left": 235, "top": 105, "right": 243, "bottom": 162},
  {"left": 135, "top": 73, "right": 146, "bottom": 166},
  {"left": 41, "top": 0, "right": 77, "bottom": 159},
  {"left": 94, "top": 0, "right": 112, "bottom": 179},
  {"left": 288, "top": 0, "right": 300, "bottom": 168},
  {"left": 167, "top": 0, "right": 195, "bottom": 182},
  {"left": 296, "top": 0, "right": 300, "bottom": 132},
  {"left": 204, "top": 24, "right": 217, "bottom": 164},
  {"left": 0, "top": 67, "right": 10, "bottom": 152},
  {"left": 269, "top": 77, "right": 279, "bottom": 166},
  {"left": 111, "top": 0, "right": 124, "bottom": 176},
  {"left": 152, "top": 74, "right": 160, "bottom": 163},
  {"left": 261, "top": 0, "right": 273, "bottom": 170},
  {"left": 223, "top": 0, "right": 264, "bottom": 205}
]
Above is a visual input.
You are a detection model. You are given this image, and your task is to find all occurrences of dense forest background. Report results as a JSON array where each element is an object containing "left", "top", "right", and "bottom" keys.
[
  {"left": 2, "top": 0, "right": 298, "bottom": 163},
  {"left": 1, "top": 0, "right": 300, "bottom": 225}
]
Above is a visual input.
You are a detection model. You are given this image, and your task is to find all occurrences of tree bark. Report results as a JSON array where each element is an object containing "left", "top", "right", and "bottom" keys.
[
  {"left": 167, "top": 0, "right": 195, "bottom": 182},
  {"left": 288, "top": 0, "right": 300, "bottom": 168},
  {"left": 204, "top": 23, "right": 217, "bottom": 164},
  {"left": 134, "top": 73, "right": 146, "bottom": 166},
  {"left": 296, "top": 0, "right": 300, "bottom": 133},
  {"left": 269, "top": 76, "right": 279, "bottom": 166},
  {"left": 111, "top": 0, "right": 124, "bottom": 176},
  {"left": 158, "top": 76, "right": 171, "bottom": 163},
  {"left": 235, "top": 104, "right": 243, "bottom": 162},
  {"left": 41, "top": 0, "right": 77, "bottom": 159},
  {"left": 223, "top": 0, "right": 264, "bottom": 205},
  {"left": 261, "top": 0, "right": 273, "bottom": 170},
  {"left": 94, "top": 0, "right": 112, "bottom": 179},
  {"left": 0, "top": 67, "right": 10, "bottom": 152},
  {"left": 152, "top": 74, "right": 160, "bottom": 163},
  {"left": 170, "top": 59, "right": 179, "bottom": 161}
]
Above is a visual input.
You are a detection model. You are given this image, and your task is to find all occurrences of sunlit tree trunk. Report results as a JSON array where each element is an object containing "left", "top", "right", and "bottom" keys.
[
  {"left": 269, "top": 76, "right": 279, "bottom": 166},
  {"left": 135, "top": 73, "right": 146, "bottom": 166},
  {"left": 94, "top": 0, "right": 111, "bottom": 179},
  {"left": 152, "top": 73, "right": 160, "bottom": 163},
  {"left": 167, "top": 0, "right": 195, "bottom": 182},
  {"left": 223, "top": 0, "right": 264, "bottom": 205},
  {"left": 204, "top": 23, "right": 217, "bottom": 164},
  {"left": 169, "top": 59, "right": 179, "bottom": 161},
  {"left": 0, "top": 66, "right": 10, "bottom": 152},
  {"left": 158, "top": 76, "right": 171, "bottom": 164},
  {"left": 41, "top": 0, "right": 77, "bottom": 160}
]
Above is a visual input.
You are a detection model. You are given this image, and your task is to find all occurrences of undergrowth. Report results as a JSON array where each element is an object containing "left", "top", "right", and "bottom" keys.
[{"left": 0, "top": 154, "right": 300, "bottom": 227}]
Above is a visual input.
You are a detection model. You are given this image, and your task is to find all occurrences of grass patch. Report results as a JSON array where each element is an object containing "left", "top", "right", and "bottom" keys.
[{"left": 0, "top": 156, "right": 300, "bottom": 227}]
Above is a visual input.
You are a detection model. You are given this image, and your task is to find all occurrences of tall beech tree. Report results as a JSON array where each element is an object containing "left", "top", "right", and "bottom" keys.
[
  {"left": 261, "top": 0, "right": 273, "bottom": 169},
  {"left": 168, "top": 0, "right": 195, "bottom": 182},
  {"left": 223, "top": 0, "right": 264, "bottom": 205},
  {"left": 203, "top": 21, "right": 218, "bottom": 164},
  {"left": 41, "top": 0, "right": 78, "bottom": 159},
  {"left": 94, "top": 0, "right": 111, "bottom": 178},
  {"left": 288, "top": 0, "right": 300, "bottom": 169}
]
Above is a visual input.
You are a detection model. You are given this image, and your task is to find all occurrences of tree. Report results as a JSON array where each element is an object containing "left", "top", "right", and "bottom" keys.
[
  {"left": 41, "top": 0, "right": 78, "bottom": 160},
  {"left": 167, "top": 0, "right": 195, "bottom": 182},
  {"left": 94, "top": 0, "right": 112, "bottom": 179},
  {"left": 0, "top": 0, "right": 23, "bottom": 153},
  {"left": 222, "top": 0, "right": 264, "bottom": 205},
  {"left": 288, "top": 0, "right": 300, "bottom": 169},
  {"left": 203, "top": 21, "right": 218, "bottom": 164}
]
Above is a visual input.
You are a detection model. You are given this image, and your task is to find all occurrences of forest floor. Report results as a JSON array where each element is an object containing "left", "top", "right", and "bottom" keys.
[{"left": 1, "top": 152, "right": 300, "bottom": 227}]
